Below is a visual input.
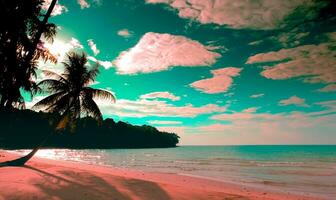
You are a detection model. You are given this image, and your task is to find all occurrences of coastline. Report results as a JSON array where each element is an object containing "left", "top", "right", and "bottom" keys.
[{"left": 0, "top": 151, "right": 322, "bottom": 200}]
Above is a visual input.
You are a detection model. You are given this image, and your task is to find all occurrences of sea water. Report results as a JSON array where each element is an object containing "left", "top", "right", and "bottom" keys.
[{"left": 12, "top": 145, "right": 336, "bottom": 199}]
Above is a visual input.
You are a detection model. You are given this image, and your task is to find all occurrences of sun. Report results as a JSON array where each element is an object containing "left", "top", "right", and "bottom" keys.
[{"left": 44, "top": 39, "right": 73, "bottom": 62}]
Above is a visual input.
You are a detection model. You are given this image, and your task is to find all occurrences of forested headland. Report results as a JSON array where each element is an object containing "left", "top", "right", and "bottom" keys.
[{"left": 0, "top": 109, "right": 179, "bottom": 149}]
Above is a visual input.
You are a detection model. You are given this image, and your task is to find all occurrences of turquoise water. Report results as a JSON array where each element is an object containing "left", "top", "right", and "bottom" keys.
[{"left": 13, "top": 145, "right": 336, "bottom": 199}]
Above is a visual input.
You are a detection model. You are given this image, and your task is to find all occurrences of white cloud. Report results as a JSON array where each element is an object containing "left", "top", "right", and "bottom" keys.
[
  {"left": 190, "top": 67, "right": 242, "bottom": 94},
  {"left": 248, "top": 40, "right": 263, "bottom": 46},
  {"left": 87, "top": 39, "right": 100, "bottom": 56},
  {"left": 37, "top": 37, "right": 84, "bottom": 82},
  {"left": 42, "top": 0, "right": 68, "bottom": 16},
  {"left": 88, "top": 56, "right": 112, "bottom": 69},
  {"left": 44, "top": 38, "right": 83, "bottom": 62},
  {"left": 140, "top": 92, "right": 180, "bottom": 101},
  {"left": 69, "top": 37, "right": 84, "bottom": 49},
  {"left": 279, "top": 96, "right": 308, "bottom": 107},
  {"left": 113, "top": 32, "right": 220, "bottom": 74},
  {"left": 117, "top": 29, "right": 133, "bottom": 38},
  {"left": 146, "top": 0, "right": 310, "bottom": 29}
]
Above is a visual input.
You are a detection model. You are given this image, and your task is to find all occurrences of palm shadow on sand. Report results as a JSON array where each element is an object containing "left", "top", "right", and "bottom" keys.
[{"left": 23, "top": 165, "right": 172, "bottom": 200}]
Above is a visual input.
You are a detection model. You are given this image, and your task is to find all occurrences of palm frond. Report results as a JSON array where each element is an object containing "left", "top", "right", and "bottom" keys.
[
  {"left": 32, "top": 91, "right": 66, "bottom": 110},
  {"left": 35, "top": 47, "right": 57, "bottom": 63},
  {"left": 83, "top": 87, "right": 116, "bottom": 103},
  {"left": 84, "top": 62, "right": 99, "bottom": 85},
  {"left": 37, "top": 79, "right": 67, "bottom": 93},
  {"left": 45, "top": 94, "right": 71, "bottom": 114},
  {"left": 81, "top": 95, "right": 103, "bottom": 121},
  {"left": 42, "top": 70, "right": 68, "bottom": 83},
  {"left": 42, "top": 23, "right": 57, "bottom": 43},
  {"left": 35, "top": 52, "right": 116, "bottom": 124}
]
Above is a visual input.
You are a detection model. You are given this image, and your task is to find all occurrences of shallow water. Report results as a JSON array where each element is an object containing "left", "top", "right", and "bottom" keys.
[{"left": 12, "top": 145, "right": 336, "bottom": 199}]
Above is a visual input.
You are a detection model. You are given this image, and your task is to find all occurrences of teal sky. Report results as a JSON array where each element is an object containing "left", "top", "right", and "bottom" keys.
[{"left": 29, "top": 0, "right": 336, "bottom": 145}]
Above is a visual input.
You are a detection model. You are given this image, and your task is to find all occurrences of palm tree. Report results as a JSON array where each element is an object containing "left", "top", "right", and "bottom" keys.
[
  {"left": 0, "top": 52, "right": 116, "bottom": 166},
  {"left": 34, "top": 52, "right": 116, "bottom": 123},
  {"left": 0, "top": 0, "right": 58, "bottom": 109}
]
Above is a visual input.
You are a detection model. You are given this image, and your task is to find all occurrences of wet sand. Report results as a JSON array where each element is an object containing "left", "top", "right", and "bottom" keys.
[{"left": 0, "top": 151, "right": 321, "bottom": 200}]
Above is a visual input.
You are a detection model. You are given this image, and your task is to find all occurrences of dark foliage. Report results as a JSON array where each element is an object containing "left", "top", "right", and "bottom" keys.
[
  {"left": 0, "top": 109, "right": 180, "bottom": 149},
  {"left": 0, "top": 0, "right": 57, "bottom": 109}
]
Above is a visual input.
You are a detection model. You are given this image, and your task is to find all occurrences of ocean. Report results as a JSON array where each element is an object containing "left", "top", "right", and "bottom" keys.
[{"left": 12, "top": 145, "right": 336, "bottom": 199}]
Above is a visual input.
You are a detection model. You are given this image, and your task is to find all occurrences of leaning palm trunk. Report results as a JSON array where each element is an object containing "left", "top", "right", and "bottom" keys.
[
  {"left": 0, "top": 112, "right": 71, "bottom": 167},
  {"left": 0, "top": 0, "right": 58, "bottom": 167},
  {"left": 0, "top": 134, "right": 51, "bottom": 166},
  {"left": 0, "top": 51, "right": 116, "bottom": 167}
]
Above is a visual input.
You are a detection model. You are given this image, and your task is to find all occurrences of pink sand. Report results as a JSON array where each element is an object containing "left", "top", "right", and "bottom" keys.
[{"left": 0, "top": 151, "right": 321, "bottom": 200}]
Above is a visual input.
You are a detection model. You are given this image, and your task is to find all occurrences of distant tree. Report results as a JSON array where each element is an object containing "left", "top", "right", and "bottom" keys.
[{"left": 0, "top": 52, "right": 116, "bottom": 166}]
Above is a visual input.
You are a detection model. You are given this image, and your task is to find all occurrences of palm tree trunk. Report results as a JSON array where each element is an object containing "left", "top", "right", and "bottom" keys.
[
  {"left": 0, "top": 132, "right": 52, "bottom": 167},
  {"left": 0, "top": 1, "right": 58, "bottom": 166},
  {"left": 24, "top": 0, "right": 57, "bottom": 64},
  {"left": 0, "top": 96, "right": 6, "bottom": 109},
  {"left": 0, "top": 112, "right": 73, "bottom": 167}
]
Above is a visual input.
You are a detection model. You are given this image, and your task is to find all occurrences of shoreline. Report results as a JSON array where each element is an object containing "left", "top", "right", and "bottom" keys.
[{"left": 0, "top": 151, "right": 323, "bottom": 200}]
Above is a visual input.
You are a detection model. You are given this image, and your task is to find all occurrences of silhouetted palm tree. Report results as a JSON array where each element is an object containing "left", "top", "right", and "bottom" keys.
[
  {"left": 0, "top": 52, "right": 116, "bottom": 166},
  {"left": 0, "top": 0, "right": 57, "bottom": 109},
  {"left": 34, "top": 52, "right": 116, "bottom": 123}
]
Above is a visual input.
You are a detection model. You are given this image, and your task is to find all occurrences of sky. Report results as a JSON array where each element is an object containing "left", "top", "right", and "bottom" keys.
[{"left": 28, "top": 0, "right": 336, "bottom": 145}]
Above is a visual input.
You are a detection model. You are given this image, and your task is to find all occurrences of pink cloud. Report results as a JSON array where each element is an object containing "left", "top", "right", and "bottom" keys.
[
  {"left": 318, "top": 84, "right": 336, "bottom": 92},
  {"left": 211, "top": 108, "right": 281, "bottom": 121},
  {"left": 155, "top": 103, "right": 336, "bottom": 145},
  {"left": 303, "top": 100, "right": 336, "bottom": 117},
  {"left": 96, "top": 98, "right": 226, "bottom": 118},
  {"left": 243, "top": 107, "right": 258, "bottom": 113},
  {"left": 246, "top": 43, "right": 336, "bottom": 84},
  {"left": 140, "top": 92, "right": 180, "bottom": 101},
  {"left": 153, "top": 105, "right": 336, "bottom": 145},
  {"left": 78, "top": 0, "right": 90, "bottom": 9},
  {"left": 146, "top": 0, "right": 309, "bottom": 29},
  {"left": 314, "top": 100, "right": 336, "bottom": 111},
  {"left": 113, "top": 32, "right": 221, "bottom": 74},
  {"left": 117, "top": 29, "right": 133, "bottom": 38},
  {"left": 250, "top": 93, "right": 264, "bottom": 98},
  {"left": 147, "top": 120, "right": 182, "bottom": 125},
  {"left": 190, "top": 67, "right": 242, "bottom": 94},
  {"left": 279, "top": 96, "right": 308, "bottom": 107},
  {"left": 42, "top": 0, "right": 68, "bottom": 16}
]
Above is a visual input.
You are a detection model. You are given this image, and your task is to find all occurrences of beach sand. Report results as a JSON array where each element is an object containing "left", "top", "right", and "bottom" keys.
[{"left": 0, "top": 151, "right": 321, "bottom": 200}]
